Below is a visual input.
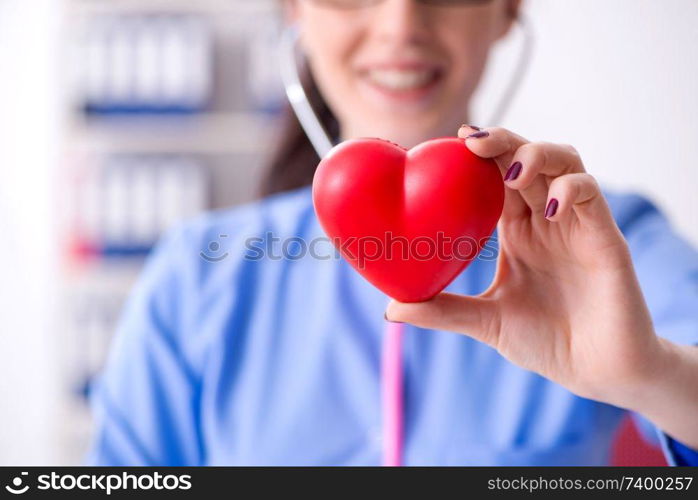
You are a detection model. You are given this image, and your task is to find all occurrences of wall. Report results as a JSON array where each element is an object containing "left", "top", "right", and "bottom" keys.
[
  {"left": 0, "top": 0, "right": 62, "bottom": 463},
  {"left": 477, "top": 0, "right": 698, "bottom": 245}
]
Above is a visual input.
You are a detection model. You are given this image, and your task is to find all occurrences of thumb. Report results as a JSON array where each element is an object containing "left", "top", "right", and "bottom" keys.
[{"left": 385, "top": 292, "right": 501, "bottom": 347}]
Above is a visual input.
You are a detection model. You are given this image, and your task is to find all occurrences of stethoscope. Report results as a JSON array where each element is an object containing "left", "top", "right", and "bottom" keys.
[{"left": 278, "top": 17, "right": 534, "bottom": 466}]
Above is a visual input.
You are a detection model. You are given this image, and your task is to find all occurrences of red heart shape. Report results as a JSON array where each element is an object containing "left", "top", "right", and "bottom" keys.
[{"left": 312, "top": 137, "right": 504, "bottom": 303}]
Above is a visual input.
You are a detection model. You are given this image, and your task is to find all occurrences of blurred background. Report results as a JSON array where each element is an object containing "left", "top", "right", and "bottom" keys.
[{"left": 0, "top": 0, "right": 696, "bottom": 465}]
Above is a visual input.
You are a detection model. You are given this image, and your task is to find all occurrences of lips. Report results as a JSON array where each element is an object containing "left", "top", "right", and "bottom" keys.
[
  {"left": 357, "top": 62, "right": 444, "bottom": 104},
  {"left": 364, "top": 68, "right": 440, "bottom": 91}
]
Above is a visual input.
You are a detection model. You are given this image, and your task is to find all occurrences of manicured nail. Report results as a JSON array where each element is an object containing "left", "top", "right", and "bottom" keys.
[
  {"left": 466, "top": 130, "right": 489, "bottom": 139},
  {"left": 504, "top": 161, "right": 522, "bottom": 181},
  {"left": 460, "top": 124, "right": 481, "bottom": 131},
  {"left": 545, "top": 198, "right": 559, "bottom": 218},
  {"left": 384, "top": 311, "right": 403, "bottom": 323}
]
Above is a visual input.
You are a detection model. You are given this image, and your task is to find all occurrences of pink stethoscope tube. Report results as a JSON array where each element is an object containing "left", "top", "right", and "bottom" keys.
[{"left": 381, "top": 319, "right": 405, "bottom": 466}]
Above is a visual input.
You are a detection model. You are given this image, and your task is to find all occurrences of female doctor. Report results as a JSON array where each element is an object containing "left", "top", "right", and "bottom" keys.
[{"left": 86, "top": 0, "right": 698, "bottom": 465}]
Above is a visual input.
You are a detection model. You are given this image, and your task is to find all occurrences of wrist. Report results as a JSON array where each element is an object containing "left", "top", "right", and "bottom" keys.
[
  {"left": 627, "top": 339, "right": 698, "bottom": 449},
  {"left": 598, "top": 336, "right": 678, "bottom": 415},
  {"left": 623, "top": 338, "right": 680, "bottom": 414}
]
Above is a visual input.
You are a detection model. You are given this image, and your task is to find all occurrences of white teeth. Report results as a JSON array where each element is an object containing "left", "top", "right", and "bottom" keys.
[{"left": 365, "top": 69, "right": 435, "bottom": 90}]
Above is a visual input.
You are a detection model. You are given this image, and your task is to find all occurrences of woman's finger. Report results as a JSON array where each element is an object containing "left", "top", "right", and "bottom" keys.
[
  {"left": 545, "top": 172, "right": 618, "bottom": 232},
  {"left": 458, "top": 126, "right": 529, "bottom": 170},
  {"left": 385, "top": 293, "right": 501, "bottom": 347},
  {"left": 505, "top": 142, "right": 586, "bottom": 214},
  {"left": 458, "top": 126, "right": 530, "bottom": 219},
  {"left": 506, "top": 142, "right": 586, "bottom": 187}
]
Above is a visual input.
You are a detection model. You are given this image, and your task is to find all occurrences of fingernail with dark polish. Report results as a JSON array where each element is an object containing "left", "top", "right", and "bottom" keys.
[
  {"left": 504, "top": 161, "right": 522, "bottom": 181},
  {"left": 384, "top": 311, "right": 403, "bottom": 323},
  {"left": 466, "top": 130, "right": 489, "bottom": 139},
  {"left": 545, "top": 198, "right": 559, "bottom": 218}
]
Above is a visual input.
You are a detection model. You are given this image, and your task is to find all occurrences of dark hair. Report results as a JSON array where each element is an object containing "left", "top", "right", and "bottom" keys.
[{"left": 259, "top": 67, "right": 339, "bottom": 197}]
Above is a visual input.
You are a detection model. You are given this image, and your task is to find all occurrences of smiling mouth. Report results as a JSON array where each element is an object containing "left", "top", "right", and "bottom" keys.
[
  {"left": 365, "top": 68, "right": 441, "bottom": 91},
  {"left": 359, "top": 67, "right": 443, "bottom": 104}
]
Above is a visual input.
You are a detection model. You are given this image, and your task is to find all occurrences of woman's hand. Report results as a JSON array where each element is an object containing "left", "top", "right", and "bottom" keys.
[{"left": 385, "top": 126, "right": 698, "bottom": 448}]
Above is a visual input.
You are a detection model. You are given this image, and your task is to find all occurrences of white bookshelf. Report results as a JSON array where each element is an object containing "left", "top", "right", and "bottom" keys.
[{"left": 57, "top": 0, "right": 284, "bottom": 463}]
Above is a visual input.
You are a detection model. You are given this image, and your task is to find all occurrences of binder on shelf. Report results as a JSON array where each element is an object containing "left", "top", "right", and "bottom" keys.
[
  {"left": 80, "top": 14, "right": 213, "bottom": 115},
  {"left": 71, "top": 154, "right": 210, "bottom": 258}
]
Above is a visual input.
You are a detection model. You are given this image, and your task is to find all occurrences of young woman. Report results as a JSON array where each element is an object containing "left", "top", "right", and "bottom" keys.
[{"left": 86, "top": 0, "right": 698, "bottom": 465}]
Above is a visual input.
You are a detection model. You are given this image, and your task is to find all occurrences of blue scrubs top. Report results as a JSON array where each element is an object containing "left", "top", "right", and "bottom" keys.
[{"left": 85, "top": 186, "right": 698, "bottom": 466}]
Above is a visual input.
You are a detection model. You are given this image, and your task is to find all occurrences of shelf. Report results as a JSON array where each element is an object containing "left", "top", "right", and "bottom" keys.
[
  {"left": 67, "top": 111, "right": 281, "bottom": 155},
  {"left": 63, "top": 253, "right": 145, "bottom": 278},
  {"left": 66, "top": 0, "right": 276, "bottom": 16}
]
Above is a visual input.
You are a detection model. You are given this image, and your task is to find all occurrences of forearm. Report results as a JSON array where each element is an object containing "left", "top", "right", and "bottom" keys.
[{"left": 628, "top": 339, "right": 698, "bottom": 449}]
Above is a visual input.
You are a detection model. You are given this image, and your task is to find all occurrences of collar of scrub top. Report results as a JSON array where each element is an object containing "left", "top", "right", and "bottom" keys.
[{"left": 278, "top": 18, "right": 534, "bottom": 466}]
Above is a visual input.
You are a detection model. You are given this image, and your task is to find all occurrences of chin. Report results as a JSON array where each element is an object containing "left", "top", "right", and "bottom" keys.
[{"left": 346, "top": 116, "right": 444, "bottom": 148}]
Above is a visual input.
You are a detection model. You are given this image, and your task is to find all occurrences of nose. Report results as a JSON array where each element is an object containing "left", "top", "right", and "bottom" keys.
[{"left": 371, "top": 0, "right": 431, "bottom": 47}]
